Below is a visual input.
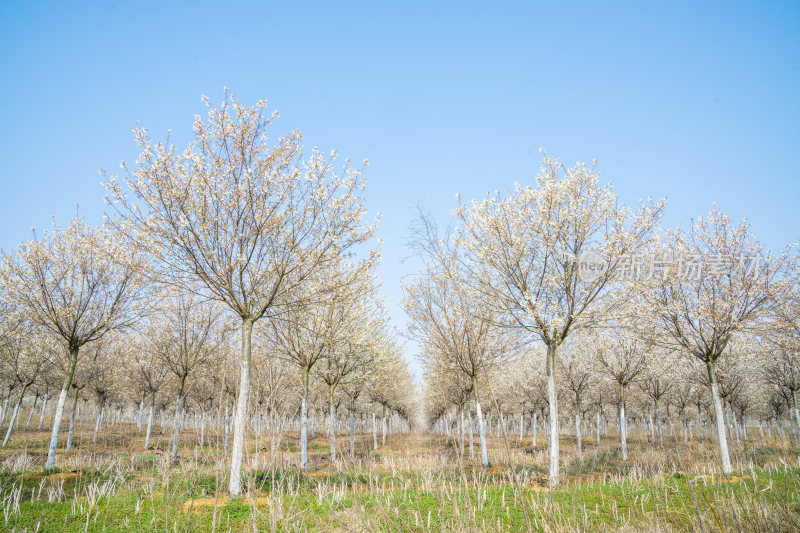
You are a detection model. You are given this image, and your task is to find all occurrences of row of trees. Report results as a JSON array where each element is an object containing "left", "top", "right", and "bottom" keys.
[
  {"left": 0, "top": 318, "right": 415, "bottom": 461},
  {"left": 0, "top": 92, "right": 416, "bottom": 495},
  {"left": 404, "top": 154, "right": 798, "bottom": 485},
  {"left": 424, "top": 330, "right": 800, "bottom": 460}
]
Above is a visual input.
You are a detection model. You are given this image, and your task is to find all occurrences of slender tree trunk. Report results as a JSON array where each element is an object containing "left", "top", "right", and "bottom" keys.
[
  {"left": 731, "top": 405, "right": 741, "bottom": 444},
  {"left": 0, "top": 393, "right": 8, "bottom": 428},
  {"left": 472, "top": 378, "right": 489, "bottom": 467},
  {"left": 619, "top": 383, "right": 628, "bottom": 461},
  {"left": 349, "top": 409, "right": 355, "bottom": 457},
  {"left": 458, "top": 406, "right": 465, "bottom": 455},
  {"left": 792, "top": 390, "right": 800, "bottom": 445},
  {"left": 382, "top": 406, "right": 387, "bottom": 446},
  {"left": 655, "top": 399, "right": 663, "bottom": 448},
  {"left": 66, "top": 388, "right": 79, "bottom": 454},
  {"left": 372, "top": 412, "right": 377, "bottom": 450},
  {"left": 170, "top": 376, "right": 186, "bottom": 461},
  {"left": 198, "top": 409, "right": 205, "bottom": 447},
  {"left": 596, "top": 411, "right": 601, "bottom": 444},
  {"left": 575, "top": 394, "right": 582, "bottom": 453},
  {"left": 546, "top": 343, "right": 559, "bottom": 485},
  {"left": 532, "top": 411, "right": 537, "bottom": 447},
  {"left": 707, "top": 359, "right": 732, "bottom": 474},
  {"left": 269, "top": 407, "right": 276, "bottom": 455},
  {"left": 329, "top": 387, "right": 336, "bottom": 463},
  {"left": 38, "top": 392, "right": 49, "bottom": 430},
  {"left": 92, "top": 395, "right": 105, "bottom": 444},
  {"left": 46, "top": 347, "right": 79, "bottom": 469},
  {"left": 229, "top": 318, "right": 254, "bottom": 495},
  {"left": 25, "top": 392, "right": 38, "bottom": 429},
  {"left": 144, "top": 393, "right": 155, "bottom": 450},
  {"left": 137, "top": 391, "right": 145, "bottom": 433},
  {"left": 224, "top": 400, "right": 230, "bottom": 454},
  {"left": 300, "top": 365, "right": 310, "bottom": 471},
  {"left": 3, "top": 385, "right": 29, "bottom": 447}
]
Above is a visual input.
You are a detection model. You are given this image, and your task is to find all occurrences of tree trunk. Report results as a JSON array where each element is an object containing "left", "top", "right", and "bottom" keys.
[
  {"left": 707, "top": 359, "right": 732, "bottom": 474},
  {"left": 92, "top": 395, "right": 105, "bottom": 444},
  {"left": 137, "top": 392, "right": 145, "bottom": 433},
  {"left": 349, "top": 409, "right": 355, "bottom": 457},
  {"left": 2, "top": 385, "right": 28, "bottom": 447},
  {"left": 170, "top": 376, "right": 186, "bottom": 461},
  {"left": 372, "top": 412, "right": 377, "bottom": 450},
  {"left": 0, "top": 393, "right": 8, "bottom": 428},
  {"left": 467, "top": 407, "right": 474, "bottom": 458},
  {"left": 66, "top": 388, "right": 79, "bottom": 454},
  {"left": 655, "top": 400, "right": 663, "bottom": 448},
  {"left": 730, "top": 405, "right": 741, "bottom": 444},
  {"left": 619, "top": 383, "right": 628, "bottom": 461},
  {"left": 546, "top": 343, "right": 559, "bottom": 485},
  {"left": 458, "top": 406, "right": 465, "bottom": 455},
  {"left": 300, "top": 365, "right": 310, "bottom": 471},
  {"left": 792, "top": 390, "right": 800, "bottom": 445},
  {"left": 46, "top": 346, "right": 79, "bottom": 469},
  {"left": 382, "top": 406, "right": 387, "bottom": 446},
  {"left": 224, "top": 401, "right": 230, "bottom": 454},
  {"left": 532, "top": 411, "right": 537, "bottom": 447},
  {"left": 596, "top": 411, "right": 601, "bottom": 444},
  {"left": 25, "top": 392, "right": 39, "bottom": 429},
  {"left": 38, "top": 392, "right": 49, "bottom": 430},
  {"left": 575, "top": 394, "right": 582, "bottom": 453},
  {"left": 473, "top": 378, "right": 489, "bottom": 467},
  {"left": 144, "top": 393, "right": 155, "bottom": 450},
  {"left": 229, "top": 318, "right": 254, "bottom": 495},
  {"left": 200, "top": 409, "right": 206, "bottom": 448},
  {"left": 329, "top": 387, "right": 336, "bottom": 463}
]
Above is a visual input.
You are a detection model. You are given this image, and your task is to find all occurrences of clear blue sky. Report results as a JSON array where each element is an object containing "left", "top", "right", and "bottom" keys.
[{"left": 1, "top": 1, "right": 798, "bottom": 378}]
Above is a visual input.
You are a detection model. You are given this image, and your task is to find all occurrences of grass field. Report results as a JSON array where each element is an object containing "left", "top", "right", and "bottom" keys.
[{"left": 1, "top": 422, "right": 799, "bottom": 532}]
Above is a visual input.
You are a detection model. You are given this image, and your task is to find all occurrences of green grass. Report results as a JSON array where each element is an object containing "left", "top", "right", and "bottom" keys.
[
  {"left": 4, "top": 465, "right": 800, "bottom": 532},
  {"left": 3, "top": 426, "right": 800, "bottom": 531}
]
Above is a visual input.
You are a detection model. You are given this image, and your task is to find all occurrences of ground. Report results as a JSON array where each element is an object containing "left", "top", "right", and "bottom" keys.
[{"left": 1, "top": 421, "right": 799, "bottom": 531}]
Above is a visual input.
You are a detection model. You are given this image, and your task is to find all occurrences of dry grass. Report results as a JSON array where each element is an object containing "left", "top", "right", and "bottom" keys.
[{"left": 1, "top": 419, "right": 799, "bottom": 531}]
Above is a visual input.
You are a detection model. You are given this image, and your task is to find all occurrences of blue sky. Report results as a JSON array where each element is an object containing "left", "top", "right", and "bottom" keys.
[{"left": 1, "top": 1, "right": 798, "bottom": 377}]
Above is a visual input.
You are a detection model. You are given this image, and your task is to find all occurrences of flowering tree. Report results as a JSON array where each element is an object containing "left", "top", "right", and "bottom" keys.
[
  {"left": 637, "top": 347, "right": 676, "bottom": 448},
  {"left": 60, "top": 337, "right": 115, "bottom": 454},
  {"left": 104, "top": 91, "right": 376, "bottom": 494},
  {"left": 121, "top": 329, "right": 170, "bottom": 449},
  {"left": 269, "top": 261, "right": 373, "bottom": 470},
  {"left": 636, "top": 209, "right": 782, "bottom": 473},
  {"left": 594, "top": 328, "right": 649, "bottom": 460},
  {"left": 403, "top": 213, "right": 513, "bottom": 466},
  {"left": 456, "top": 154, "right": 664, "bottom": 484},
  {"left": 560, "top": 338, "right": 593, "bottom": 453},
  {"left": 0, "top": 218, "right": 145, "bottom": 469},
  {"left": 762, "top": 342, "right": 800, "bottom": 441},
  {"left": 144, "top": 293, "right": 226, "bottom": 460},
  {"left": 0, "top": 327, "right": 42, "bottom": 446},
  {"left": 314, "top": 305, "right": 382, "bottom": 462},
  {"left": 769, "top": 245, "right": 800, "bottom": 435}
]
